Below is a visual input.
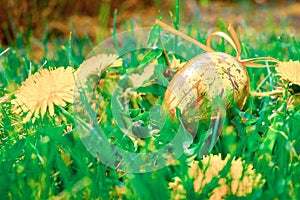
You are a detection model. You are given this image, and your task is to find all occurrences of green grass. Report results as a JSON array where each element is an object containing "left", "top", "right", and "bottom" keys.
[{"left": 1, "top": 3, "right": 300, "bottom": 200}]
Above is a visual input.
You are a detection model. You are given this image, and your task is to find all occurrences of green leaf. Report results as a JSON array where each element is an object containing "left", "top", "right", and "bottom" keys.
[{"left": 136, "top": 83, "right": 166, "bottom": 96}]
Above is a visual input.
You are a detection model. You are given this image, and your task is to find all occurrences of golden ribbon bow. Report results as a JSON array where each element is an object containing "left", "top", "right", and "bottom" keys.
[{"left": 155, "top": 19, "right": 279, "bottom": 68}]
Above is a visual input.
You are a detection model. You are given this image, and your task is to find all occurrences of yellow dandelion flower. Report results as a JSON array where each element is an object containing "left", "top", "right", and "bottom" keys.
[
  {"left": 12, "top": 67, "right": 75, "bottom": 122},
  {"left": 188, "top": 154, "right": 230, "bottom": 193},
  {"left": 229, "top": 157, "right": 264, "bottom": 196},
  {"left": 75, "top": 53, "right": 122, "bottom": 86},
  {"left": 168, "top": 177, "right": 187, "bottom": 200},
  {"left": 276, "top": 61, "right": 300, "bottom": 86},
  {"left": 169, "top": 154, "right": 265, "bottom": 200}
]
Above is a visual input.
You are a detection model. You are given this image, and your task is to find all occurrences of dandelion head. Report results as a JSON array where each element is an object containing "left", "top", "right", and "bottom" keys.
[
  {"left": 229, "top": 158, "right": 265, "bottom": 197},
  {"left": 186, "top": 154, "right": 265, "bottom": 199},
  {"left": 75, "top": 53, "right": 122, "bottom": 87},
  {"left": 189, "top": 154, "right": 229, "bottom": 193},
  {"left": 168, "top": 177, "right": 187, "bottom": 200},
  {"left": 276, "top": 61, "right": 300, "bottom": 86},
  {"left": 12, "top": 67, "right": 75, "bottom": 122}
]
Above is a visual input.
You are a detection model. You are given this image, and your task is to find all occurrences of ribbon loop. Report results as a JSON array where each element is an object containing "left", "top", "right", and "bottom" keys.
[
  {"left": 155, "top": 19, "right": 278, "bottom": 68},
  {"left": 228, "top": 24, "right": 242, "bottom": 58},
  {"left": 206, "top": 31, "right": 240, "bottom": 59}
]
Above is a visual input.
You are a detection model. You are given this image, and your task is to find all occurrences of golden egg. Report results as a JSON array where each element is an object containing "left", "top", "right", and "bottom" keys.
[{"left": 164, "top": 52, "right": 249, "bottom": 134}]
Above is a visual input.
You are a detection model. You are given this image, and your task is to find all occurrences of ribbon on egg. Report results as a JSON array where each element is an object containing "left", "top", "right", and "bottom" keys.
[{"left": 155, "top": 19, "right": 279, "bottom": 68}]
